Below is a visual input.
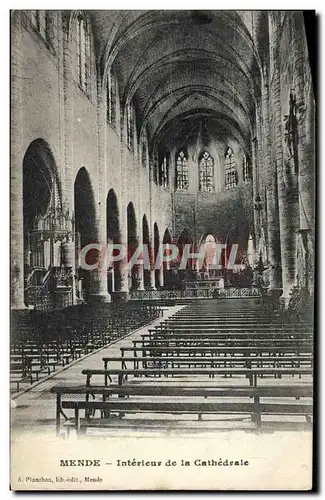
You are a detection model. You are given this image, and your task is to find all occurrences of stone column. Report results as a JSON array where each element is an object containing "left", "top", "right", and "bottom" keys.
[
  {"left": 251, "top": 136, "right": 259, "bottom": 260},
  {"left": 292, "top": 13, "right": 315, "bottom": 295},
  {"left": 164, "top": 241, "right": 171, "bottom": 285},
  {"left": 157, "top": 243, "right": 164, "bottom": 289},
  {"left": 114, "top": 123, "right": 129, "bottom": 301},
  {"left": 147, "top": 235, "right": 156, "bottom": 290},
  {"left": 62, "top": 18, "right": 74, "bottom": 217},
  {"left": 137, "top": 230, "right": 145, "bottom": 291},
  {"left": 116, "top": 206, "right": 130, "bottom": 300},
  {"left": 255, "top": 102, "right": 269, "bottom": 267},
  {"left": 269, "top": 12, "right": 300, "bottom": 306},
  {"left": 261, "top": 69, "right": 282, "bottom": 291},
  {"left": 11, "top": 12, "right": 26, "bottom": 309},
  {"left": 87, "top": 73, "right": 111, "bottom": 303},
  {"left": 148, "top": 157, "right": 157, "bottom": 290},
  {"left": 61, "top": 17, "right": 77, "bottom": 303},
  {"left": 292, "top": 13, "right": 315, "bottom": 235}
]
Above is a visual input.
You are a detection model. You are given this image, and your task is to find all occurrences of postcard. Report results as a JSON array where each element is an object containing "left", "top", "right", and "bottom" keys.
[{"left": 10, "top": 9, "right": 315, "bottom": 491}]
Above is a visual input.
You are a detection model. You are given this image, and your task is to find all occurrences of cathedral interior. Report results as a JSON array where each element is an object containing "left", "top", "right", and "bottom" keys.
[{"left": 10, "top": 11, "right": 315, "bottom": 438}]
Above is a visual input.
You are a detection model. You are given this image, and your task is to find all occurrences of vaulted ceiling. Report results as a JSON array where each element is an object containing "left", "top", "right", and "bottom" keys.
[{"left": 89, "top": 10, "right": 262, "bottom": 153}]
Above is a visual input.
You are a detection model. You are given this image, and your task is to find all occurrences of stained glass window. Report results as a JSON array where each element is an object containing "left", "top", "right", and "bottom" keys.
[
  {"left": 199, "top": 151, "right": 214, "bottom": 192},
  {"left": 225, "top": 148, "right": 237, "bottom": 189},
  {"left": 107, "top": 70, "right": 116, "bottom": 127},
  {"left": 160, "top": 156, "right": 169, "bottom": 188},
  {"left": 243, "top": 154, "right": 251, "bottom": 182},
  {"left": 176, "top": 151, "right": 188, "bottom": 191}
]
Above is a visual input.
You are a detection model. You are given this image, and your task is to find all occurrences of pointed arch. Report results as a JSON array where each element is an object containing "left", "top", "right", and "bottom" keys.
[
  {"left": 199, "top": 151, "right": 215, "bottom": 192},
  {"left": 225, "top": 147, "right": 237, "bottom": 189},
  {"left": 175, "top": 150, "right": 188, "bottom": 191},
  {"left": 74, "top": 167, "right": 98, "bottom": 301},
  {"left": 22, "top": 139, "right": 63, "bottom": 305}
]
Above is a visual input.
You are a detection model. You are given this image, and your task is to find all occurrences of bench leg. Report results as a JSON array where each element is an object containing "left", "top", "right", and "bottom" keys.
[
  {"left": 56, "top": 395, "right": 61, "bottom": 437},
  {"left": 253, "top": 396, "right": 261, "bottom": 428},
  {"left": 75, "top": 409, "right": 80, "bottom": 436}
]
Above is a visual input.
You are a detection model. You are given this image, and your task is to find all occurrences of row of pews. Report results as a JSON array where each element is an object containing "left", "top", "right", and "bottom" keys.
[
  {"left": 10, "top": 302, "right": 161, "bottom": 393},
  {"left": 51, "top": 299, "right": 314, "bottom": 436}
]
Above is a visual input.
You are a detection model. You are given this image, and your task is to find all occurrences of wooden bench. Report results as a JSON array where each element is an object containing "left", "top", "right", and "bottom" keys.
[
  {"left": 151, "top": 325, "right": 313, "bottom": 333},
  {"left": 10, "top": 360, "right": 33, "bottom": 392},
  {"left": 146, "top": 331, "right": 313, "bottom": 340},
  {"left": 160, "top": 319, "right": 312, "bottom": 327},
  {"left": 81, "top": 366, "right": 313, "bottom": 387},
  {"left": 132, "top": 339, "right": 313, "bottom": 351},
  {"left": 50, "top": 384, "right": 312, "bottom": 435},
  {"left": 121, "top": 345, "right": 313, "bottom": 356},
  {"left": 102, "top": 355, "right": 313, "bottom": 371}
]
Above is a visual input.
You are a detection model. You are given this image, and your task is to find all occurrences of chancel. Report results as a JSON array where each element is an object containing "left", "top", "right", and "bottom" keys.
[{"left": 10, "top": 10, "right": 314, "bottom": 438}]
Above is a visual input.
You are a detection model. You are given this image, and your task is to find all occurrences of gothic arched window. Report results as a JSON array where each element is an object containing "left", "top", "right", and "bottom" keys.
[
  {"left": 225, "top": 148, "right": 237, "bottom": 189},
  {"left": 243, "top": 154, "right": 251, "bottom": 182},
  {"left": 199, "top": 151, "right": 214, "bottom": 192},
  {"left": 76, "top": 14, "right": 91, "bottom": 93},
  {"left": 176, "top": 151, "right": 188, "bottom": 191},
  {"left": 160, "top": 156, "right": 169, "bottom": 188},
  {"left": 107, "top": 70, "right": 117, "bottom": 128}
]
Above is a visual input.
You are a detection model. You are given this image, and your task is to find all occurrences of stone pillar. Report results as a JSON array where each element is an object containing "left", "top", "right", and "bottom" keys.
[
  {"left": 251, "top": 136, "right": 259, "bottom": 259},
  {"left": 269, "top": 12, "right": 300, "bottom": 306},
  {"left": 62, "top": 18, "right": 74, "bottom": 217},
  {"left": 117, "top": 236, "right": 130, "bottom": 299},
  {"left": 57, "top": 16, "right": 77, "bottom": 304},
  {"left": 89, "top": 74, "right": 111, "bottom": 303},
  {"left": 11, "top": 12, "right": 26, "bottom": 309},
  {"left": 164, "top": 241, "right": 171, "bottom": 285},
  {"left": 148, "top": 157, "right": 157, "bottom": 290},
  {"left": 157, "top": 247, "right": 164, "bottom": 289},
  {"left": 292, "top": 13, "right": 315, "bottom": 235},
  {"left": 292, "top": 13, "right": 315, "bottom": 295},
  {"left": 113, "top": 190, "right": 129, "bottom": 301},
  {"left": 147, "top": 236, "right": 156, "bottom": 290},
  {"left": 261, "top": 69, "right": 282, "bottom": 291},
  {"left": 255, "top": 102, "right": 268, "bottom": 266},
  {"left": 137, "top": 231, "right": 145, "bottom": 291}
]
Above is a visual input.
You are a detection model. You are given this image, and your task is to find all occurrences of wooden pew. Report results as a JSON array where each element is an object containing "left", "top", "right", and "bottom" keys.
[
  {"left": 50, "top": 384, "right": 313, "bottom": 436},
  {"left": 151, "top": 325, "right": 313, "bottom": 333},
  {"left": 132, "top": 339, "right": 313, "bottom": 351},
  {"left": 145, "top": 331, "right": 313, "bottom": 340},
  {"left": 10, "top": 302, "right": 162, "bottom": 392},
  {"left": 121, "top": 346, "right": 313, "bottom": 358},
  {"left": 102, "top": 355, "right": 313, "bottom": 371},
  {"left": 81, "top": 366, "right": 313, "bottom": 387}
]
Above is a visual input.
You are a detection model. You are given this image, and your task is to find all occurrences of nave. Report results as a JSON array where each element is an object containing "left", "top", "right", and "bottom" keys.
[{"left": 11, "top": 299, "right": 313, "bottom": 437}]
